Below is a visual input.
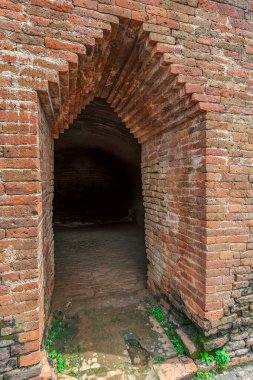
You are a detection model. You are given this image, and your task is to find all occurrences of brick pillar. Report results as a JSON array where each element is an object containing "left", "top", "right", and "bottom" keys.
[
  {"left": 0, "top": 86, "right": 43, "bottom": 377},
  {"left": 142, "top": 112, "right": 207, "bottom": 326},
  {"left": 203, "top": 111, "right": 253, "bottom": 361}
]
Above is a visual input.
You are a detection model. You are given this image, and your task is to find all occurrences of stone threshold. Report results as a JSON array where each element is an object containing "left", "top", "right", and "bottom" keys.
[{"left": 153, "top": 356, "right": 197, "bottom": 380}]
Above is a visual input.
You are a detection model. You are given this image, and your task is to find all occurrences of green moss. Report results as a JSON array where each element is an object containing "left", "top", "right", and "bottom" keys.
[
  {"left": 150, "top": 306, "right": 167, "bottom": 325},
  {"left": 153, "top": 356, "right": 166, "bottom": 364},
  {"left": 45, "top": 311, "right": 81, "bottom": 375},
  {"left": 83, "top": 366, "right": 109, "bottom": 376},
  {"left": 162, "top": 302, "right": 209, "bottom": 357},
  {"left": 0, "top": 320, "right": 7, "bottom": 329},
  {"left": 152, "top": 298, "right": 231, "bottom": 362},
  {"left": 1, "top": 334, "right": 19, "bottom": 344},
  {"left": 150, "top": 305, "right": 186, "bottom": 355}
]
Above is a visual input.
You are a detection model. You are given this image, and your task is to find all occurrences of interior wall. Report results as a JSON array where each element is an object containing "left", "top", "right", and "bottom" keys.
[
  {"left": 142, "top": 113, "right": 207, "bottom": 326},
  {"left": 38, "top": 105, "right": 54, "bottom": 322},
  {"left": 55, "top": 148, "right": 136, "bottom": 223}
]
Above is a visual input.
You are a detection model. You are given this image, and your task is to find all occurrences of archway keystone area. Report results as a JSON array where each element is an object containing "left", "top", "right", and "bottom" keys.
[{"left": 1, "top": 0, "right": 253, "bottom": 377}]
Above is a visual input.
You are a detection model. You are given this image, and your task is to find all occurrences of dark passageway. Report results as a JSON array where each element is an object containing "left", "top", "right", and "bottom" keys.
[
  {"left": 54, "top": 98, "right": 143, "bottom": 226},
  {"left": 52, "top": 98, "right": 147, "bottom": 311},
  {"left": 54, "top": 148, "right": 132, "bottom": 223}
]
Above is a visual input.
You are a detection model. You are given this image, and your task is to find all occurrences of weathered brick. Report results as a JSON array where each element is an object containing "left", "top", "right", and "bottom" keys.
[
  {"left": 45, "top": 37, "right": 86, "bottom": 54},
  {"left": 0, "top": 347, "right": 10, "bottom": 361},
  {"left": 0, "top": 0, "right": 253, "bottom": 376},
  {"left": 0, "top": 358, "right": 17, "bottom": 373},
  {"left": 18, "top": 330, "right": 39, "bottom": 343},
  {"left": 19, "top": 351, "right": 40, "bottom": 367}
]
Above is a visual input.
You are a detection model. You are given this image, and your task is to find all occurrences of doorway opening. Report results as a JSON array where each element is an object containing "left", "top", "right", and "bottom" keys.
[
  {"left": 49, "top": 100, "right": 177, "bottom": 377},
  {"left": 52, "top": 98, "right": 147, "bottom": 311}
]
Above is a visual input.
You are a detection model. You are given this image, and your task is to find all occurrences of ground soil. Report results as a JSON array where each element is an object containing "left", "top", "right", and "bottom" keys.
[
  {"left": 52, "top": 223, "right": 148, "bottom": 311},
  {"left": 52, "top": 224, "right": 176, "bottom": 379}
]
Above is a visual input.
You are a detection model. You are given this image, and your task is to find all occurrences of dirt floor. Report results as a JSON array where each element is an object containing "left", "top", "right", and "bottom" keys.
[
  {"left": 52, "top": 223, "right": 148, "bottom": 311},
  {"left": 50, "top": 301, "right": 177, "bottom": 379},
  {"left": 51, "top": 224, "right": 176, "bottom": 379}
]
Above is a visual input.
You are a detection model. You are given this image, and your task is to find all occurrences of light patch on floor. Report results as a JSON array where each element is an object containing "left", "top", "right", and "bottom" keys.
[{"left": 55, "top": 300, "right": 176, "bottom": 379}]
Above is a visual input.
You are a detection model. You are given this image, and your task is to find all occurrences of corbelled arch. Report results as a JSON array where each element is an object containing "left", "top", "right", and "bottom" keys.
[
  {"left": 45, "top": 16, "right": 212, "bottom": 338},
  {"left": 30, "top": 18, "right": 211, "bottom": 140},
  {"left": 1, "top": 1, "right": 253, "bottom": 377},
  {"left": 36, "top": 16, "right": 211, "bottom": 321}
]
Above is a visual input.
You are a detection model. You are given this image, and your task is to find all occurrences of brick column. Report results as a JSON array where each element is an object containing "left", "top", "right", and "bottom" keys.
[{"left": 0, "top": 84, "right": 43, "bottom": 377}]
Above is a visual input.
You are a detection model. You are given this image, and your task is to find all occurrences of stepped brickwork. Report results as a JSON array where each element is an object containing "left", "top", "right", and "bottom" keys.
[{"left": 0, "top": 0, "right": 253, "bottom": 377}]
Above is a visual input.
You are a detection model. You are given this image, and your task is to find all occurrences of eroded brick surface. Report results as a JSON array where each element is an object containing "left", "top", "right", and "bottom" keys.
[{"left": 1, "top": 0, "right": 253, "bottom": 377}]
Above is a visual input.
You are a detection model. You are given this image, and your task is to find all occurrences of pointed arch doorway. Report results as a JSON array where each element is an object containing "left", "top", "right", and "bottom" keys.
[{"left": 52, "top": 98, "right": 148, "bottom": 312}]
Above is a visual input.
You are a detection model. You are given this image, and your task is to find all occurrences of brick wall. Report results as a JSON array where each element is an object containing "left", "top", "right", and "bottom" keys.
[
  {"left": 38, "top": 105, "right": 54, "bottom": 324},
  {"left": 143, "top": 113, "right": 207, "bottom": 325},
  {"left": 0, "top": 90, "right": 42, "bottom": 376},
  {"left": 0, "top": 0, "right": 253, "bottom": 376}
]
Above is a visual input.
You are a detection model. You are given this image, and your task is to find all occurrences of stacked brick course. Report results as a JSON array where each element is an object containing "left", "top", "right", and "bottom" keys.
[{"left": 0, "top": 0, "right": 253, "bottom": 377}]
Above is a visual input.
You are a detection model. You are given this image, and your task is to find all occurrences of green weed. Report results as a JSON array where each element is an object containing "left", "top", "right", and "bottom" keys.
[
  {"left": 170, "top": 335, "right": 185, "bottom": 355},
  {"left": 200, "top": 352, "right": 214, "bottom": 366},
  {"left": 46, "top": 316, "right": 67, "bottom": 373},
  {"left": 150, "top": 306, "right": 167, "bottom": 325},
  {"left": 198, "top": 348, "right": 230, "bottom": 370},
  {"left": 48, "top": 349, "right": 66, "bottom": 373},
  {"left": 194, "top": 369, "right": 217, "bottom": 379},
  {"left": 150, "top": 305, "right": 186, "bottom": 355},
  {"left": 214, "top": 349, "right": 230, "bottom": 369},
  {"left": 153, "top": 356, "right": 166, "bottom": 364}
]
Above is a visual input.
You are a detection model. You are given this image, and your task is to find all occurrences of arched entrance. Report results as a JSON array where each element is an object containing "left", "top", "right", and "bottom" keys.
[
  {"left": 52, "top": 98, "right": 147, "bottom": 311},
  {"left": 38, "top": 17, "right": 209, "bottom": 366},
  {"left": 46, "top": 94, "right": 187, "bottom": 377}
]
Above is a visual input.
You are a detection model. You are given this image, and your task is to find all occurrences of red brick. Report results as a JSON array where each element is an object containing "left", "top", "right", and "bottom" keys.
[
  {"left": 12, "top": 282, "right": 38, "bottom": 292},
  {"left": 20, "top": 351, "right": 40, "bottom": 367},
  {"left": 74, "top": 0, "right": 97, "bottom": 9},
  {"left": 45, "top": 37, "right": 86, "bottom": 54},
  {"left": 31, "top": 0, "right": 73, "bottom": 13},
  {"left": 0, "top": 8, "right": 28, "bottom": 21},
  {"left": 19, "top": 330, "right": 40, "bottom": 343}
]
